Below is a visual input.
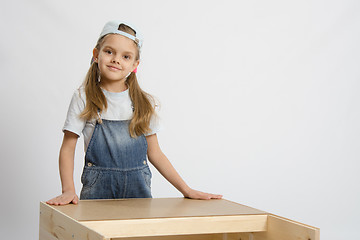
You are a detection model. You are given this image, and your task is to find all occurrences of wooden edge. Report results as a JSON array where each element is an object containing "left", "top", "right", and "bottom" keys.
[
  {"left": 270, "top": 214, "right": 320, "bottom": 240},
  {"left": 80, "top": 214, "right": 268, "bottom": 238},
  {"left": 110, "top": 233, "right": 248, "bottom": 240},
  {"left": 39, "top": 202, "right": 108, "bottom": 240},
  {"left": 269, "top": 214, "right": 319, "bottom": 232},
  {"left": 224, "top": 199, "right": 269, "bottom": 214},
  {"left": 236, "top": 214, "right": 320, "bottom": 240}
]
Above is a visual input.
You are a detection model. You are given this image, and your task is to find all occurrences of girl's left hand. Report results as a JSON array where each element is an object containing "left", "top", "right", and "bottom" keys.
[{"left": 183, "top": 188, "right": 223, "bottom": 200}]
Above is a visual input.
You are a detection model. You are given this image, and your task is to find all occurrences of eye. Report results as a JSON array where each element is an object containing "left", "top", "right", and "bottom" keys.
[
  {"left": 104, "top": 49, "right": 112, "bottom": 54},
  {"left": 123, "top": 55, "right": 131, "bottom": 60}
]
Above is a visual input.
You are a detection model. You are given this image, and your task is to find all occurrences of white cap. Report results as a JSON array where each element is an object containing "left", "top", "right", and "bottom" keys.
[{"left": 99, "top": 20, "right": 143, "bottom": 49}]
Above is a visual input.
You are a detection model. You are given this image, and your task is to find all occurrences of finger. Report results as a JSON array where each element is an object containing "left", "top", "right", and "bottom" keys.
[
  {"left": 54, "top": 198, "right": 63, "bottom": 205},
  {"left": 48, "top": 196, "right": 60, "bottom": 203},
  {"left": 47, "top": 198, "right": 58, "bottom": 205},
  {"left": 61, "top": 196, "right": 74, "bottom": 205},
  {"left": 59, "top": 199, "right": 70, "bottom": 205},
  {"left": 202, "top": 193, "right": 222, "bottom": 200},
  {"left": 210, "top": 194, "right": 223, "bottom": 199},
  {"left": 197, "top": 193, "right": 211, "bottom": 200},
  {"left": 212, "top": 194, "right": 223, "bottom": 199},
  {"left": 72, "top": 196, "right": 79, "bottom": 204},
  {"left": 47, "top": 195, "right": 62, "bottom": 205}
]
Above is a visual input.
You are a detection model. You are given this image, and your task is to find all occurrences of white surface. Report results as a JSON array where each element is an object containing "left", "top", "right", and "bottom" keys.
[{"left": 0, "top": 1, "right": 359, "bottom": 239}]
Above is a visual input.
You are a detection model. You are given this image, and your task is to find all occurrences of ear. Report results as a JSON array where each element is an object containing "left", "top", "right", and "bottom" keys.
[
  {"left": 92, "top": 48, "right": 99, "bottom": 63},
  {"left": 132, "top": 60, "right": 140, "bottom": 72}
]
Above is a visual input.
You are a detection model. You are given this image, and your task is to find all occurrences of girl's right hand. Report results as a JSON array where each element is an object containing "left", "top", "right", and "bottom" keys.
[{"left": 46, "top": 191, "right": 79, "bottom": 205}]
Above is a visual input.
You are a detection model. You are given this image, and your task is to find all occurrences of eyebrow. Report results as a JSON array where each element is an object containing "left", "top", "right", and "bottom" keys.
[{"left": 102, "top": 45, "right": 135, "bottom": 55}]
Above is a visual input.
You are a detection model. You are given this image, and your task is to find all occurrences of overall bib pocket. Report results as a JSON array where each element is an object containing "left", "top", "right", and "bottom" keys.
[
  {"left": 81, "top": 166, "right": 102, "bottom": 189},
  {"left": 141, "top": 167, "right": 152, "bottom": 188}
]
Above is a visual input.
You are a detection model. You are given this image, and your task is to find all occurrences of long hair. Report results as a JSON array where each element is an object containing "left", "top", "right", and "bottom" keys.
[{"left": 79, "top": 24, "right": 155, "bottom": 138}]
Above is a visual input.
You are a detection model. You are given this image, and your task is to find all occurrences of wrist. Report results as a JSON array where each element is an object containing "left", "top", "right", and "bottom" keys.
[
  {"left": 180, "top": 186, "right": 192, "bottom": 197},
  {"left": 62, "top": 187, "right": 76, "bottom": 194}
]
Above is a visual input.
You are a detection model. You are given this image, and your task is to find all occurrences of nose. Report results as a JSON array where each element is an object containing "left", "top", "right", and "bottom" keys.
[{"left": 111, "top": 54, "right": 121, "bottom": 64}]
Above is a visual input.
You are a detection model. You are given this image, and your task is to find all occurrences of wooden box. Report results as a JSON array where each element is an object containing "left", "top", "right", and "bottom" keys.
[{"left": 39, "top": 198, "right": 319, "bottom": 240}]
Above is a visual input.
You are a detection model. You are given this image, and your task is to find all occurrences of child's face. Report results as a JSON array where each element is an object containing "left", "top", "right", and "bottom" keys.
[{"left": 93, "top": 34, "right": 139, "bottom": 84}]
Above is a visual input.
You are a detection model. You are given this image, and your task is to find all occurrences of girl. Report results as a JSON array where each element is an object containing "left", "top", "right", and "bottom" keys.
[{"left": 47, "top": 21, "right": 222, "bottom": 205}]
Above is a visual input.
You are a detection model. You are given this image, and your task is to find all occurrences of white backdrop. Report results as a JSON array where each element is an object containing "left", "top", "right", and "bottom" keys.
[{"left": 0, "top": 0, "right": 359, "bottom": 239}]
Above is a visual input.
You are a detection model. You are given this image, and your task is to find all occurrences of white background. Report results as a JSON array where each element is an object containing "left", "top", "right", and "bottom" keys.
[{"left": 0, "top": 0, "right": 359, "bottom": 239}]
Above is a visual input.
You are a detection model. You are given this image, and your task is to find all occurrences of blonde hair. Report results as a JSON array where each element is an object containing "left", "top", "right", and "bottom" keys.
[{"left": 80, "top": 24, "right": 155, "bottom": 138}]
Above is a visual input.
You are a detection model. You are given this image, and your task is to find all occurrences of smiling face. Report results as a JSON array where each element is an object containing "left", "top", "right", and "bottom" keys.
[{"left": 93, "top": 34, "right": 139, "bottom": 90}]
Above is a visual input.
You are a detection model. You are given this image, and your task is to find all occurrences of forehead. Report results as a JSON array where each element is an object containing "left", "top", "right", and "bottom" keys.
[{"left": 101, "top": 34, "right": 138, "bottom": 53}]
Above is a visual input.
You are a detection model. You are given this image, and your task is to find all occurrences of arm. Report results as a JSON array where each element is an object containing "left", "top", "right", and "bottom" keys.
[
  {"left": 46, "top": 130, "right": 79, "bottom": 205},
  {"left": 146, "top": 134, "right": 222, "bottom": 200}
]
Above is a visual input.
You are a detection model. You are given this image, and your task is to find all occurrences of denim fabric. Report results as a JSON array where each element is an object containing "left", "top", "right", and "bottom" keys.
[{"left": 80, "top": 119, "right": 152, "bottom": 199}]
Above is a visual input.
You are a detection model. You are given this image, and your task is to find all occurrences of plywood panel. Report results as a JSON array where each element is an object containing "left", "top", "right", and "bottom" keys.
[
  {"left": 40, "top": 198, "right": 320, "bottom": 240},
  {"left": 241, "top": 214, "right": 320, "bottom": 240},
  {"left": 112, "top": 233, "right": 226, "bottom": 240},
  {"left": 39, "top": 202, "right": 107, "bottom": 240},
  {"left": 81, "top": 215, "right": 267, "bottom": 238},
  {"left": 112, "top": 233, "right": 248, "bottom": 240},
  {"left": 51, "top": 198, "right": 266, "bottom": 221}
]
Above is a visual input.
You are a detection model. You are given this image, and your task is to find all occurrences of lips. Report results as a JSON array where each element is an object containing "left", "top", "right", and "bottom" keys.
[{"left": 107, "top": 65, "right": 121, "bottom": 71}]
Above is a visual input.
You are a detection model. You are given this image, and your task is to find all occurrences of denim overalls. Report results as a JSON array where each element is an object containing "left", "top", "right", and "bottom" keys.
[{"left": 80, "top": 119, "right": 152, "bottom": 199}]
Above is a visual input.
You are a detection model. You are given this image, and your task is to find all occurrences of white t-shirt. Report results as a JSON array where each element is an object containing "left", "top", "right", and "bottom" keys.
[{"left": 63, "top": 87, "right": 161, "bottom": 151}]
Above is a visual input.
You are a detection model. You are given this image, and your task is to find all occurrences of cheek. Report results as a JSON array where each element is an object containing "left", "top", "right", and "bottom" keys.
[
  {"left": 98, "top": 57, "right": 111, "bottom": 67},
  {"left": 98, "top": 54, "right": 108, "bottom": 62}
]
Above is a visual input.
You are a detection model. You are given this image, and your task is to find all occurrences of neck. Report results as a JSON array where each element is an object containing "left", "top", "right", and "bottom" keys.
[{"left": 100, "top": 80, "right": 128, "bottom": 93}]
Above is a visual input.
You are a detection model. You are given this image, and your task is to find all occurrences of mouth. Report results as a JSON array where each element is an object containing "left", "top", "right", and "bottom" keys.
[{"left": 107, "top": 65, "right": 121, "bottom": 71}]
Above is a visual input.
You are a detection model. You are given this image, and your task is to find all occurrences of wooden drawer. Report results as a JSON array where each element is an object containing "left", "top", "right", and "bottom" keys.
[{"left": 39, "top": 198, "right": 319, "bottom": 240}]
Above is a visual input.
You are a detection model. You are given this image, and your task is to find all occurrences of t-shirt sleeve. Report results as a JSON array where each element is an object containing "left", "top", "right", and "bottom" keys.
[
  {"left": 62, "top": 89, "right": 86, "bottom": 137},
  {"left": 144, "top": 105, "right": 162, "bottom": 136}
]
